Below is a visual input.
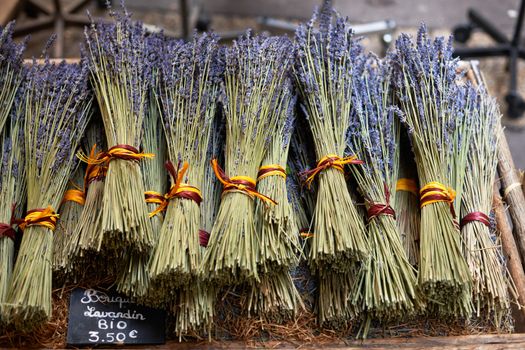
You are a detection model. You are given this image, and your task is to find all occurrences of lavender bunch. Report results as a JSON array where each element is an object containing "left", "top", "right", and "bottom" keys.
[
  {"left": 52, "top": 165, "right": 85, "bottom": 283},
  {"left": 117, "top": 34, "right": 168, "bottom": 298},
  {"left": 392, "top": 25, "right": 472, "bottom": 316},
  {"left": 63, "top": 121, "right": 109, "bottom": 280},
  {"left": 460, "top": 90, "right": 514, "bottom": 326},
  {"left": 394, "top": 131, "right": 420, "bottom": 266},
  {"left": 0, "top": 22, "right": 26, "bottom": 132},
  {"left": 147, "top": 33, "right": 222, "bottom": 302},
  {"left": 5, "top": 59, "right": 92, "bottom": 329},
  {"left": 0, "top": 89, "right": 26, "bottom": 322},
  {"left": 347, "top": 56, "right": 418, "bottom": 332},
  {"left": 294, "top": 11, "right": 368, "bottom": 274},
  {"left": 254, "top": 79, "right": 300, "bottom": 272},
  {"left": 201, "top": 33, "right": 294, "bottom": 284},
  {"left": 83, "top": 8, "right": 154, "bottom": 259}
]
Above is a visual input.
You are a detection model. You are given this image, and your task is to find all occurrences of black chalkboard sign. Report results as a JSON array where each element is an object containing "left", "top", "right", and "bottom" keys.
[{"left": 66, "top": 288, "right": 166, "bottom": 346}]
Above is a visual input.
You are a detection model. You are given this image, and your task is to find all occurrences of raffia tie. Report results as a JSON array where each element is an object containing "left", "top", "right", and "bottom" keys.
[
  {"left": 199, "top": 229, "right": 210, "bottom": 247},
  {"left": 211, "top": 159, "right": 277, "bottom": 205},
  {"left": 367, "top": 183, "right": 396, "bottom": 221},
  {"left": 78, "top": 144, "right": 154, "bottom": 165},
  {"left": 0, "top": 204, "right": 17, "bottom": 240},
  {"left": 420, "top": 181, "right": 458, "bottom": 228},
  {"left": 460, "top": 211, "right": 491, "bottom": 228},
  {"left": 300, "top": 154, "right": 364, "bottom": 189},
  {"left": 396, "top": 178, "right": 418, "bottom": 196},
  {"left": 149, "top": 160, "right": 203, "bottom": 218},
  {"left": 61, "top": 189, "right": 86, "bottom": 206},
  {"left": 257, "top": 164, "right": 286, "bottom": 181},
  {"left": 18, "top": 206, "right": 59, "bottom": 231}
]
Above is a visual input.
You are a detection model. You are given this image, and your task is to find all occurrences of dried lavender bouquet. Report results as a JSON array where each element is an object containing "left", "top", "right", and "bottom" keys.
[
  {"left": 169, "top": 113, "right": 224, "bottom": 336},
  {"left": 0, "top": 22, "right": 26, "bottom": 132},
  {"left": 246, "top": 82, "right": 302, "bottom": 321},
  {"left": 202, "top": 33, "right": 293, "bottom": 284},
  {"left": 461, "top": 91, "right": 513, "bottom": 326},
  {"left": 255, "top": 79, "right": 299, "bottom": 272},
  {"left": 347, "top": 56, "right": 418, "bottom": 332},
  {"left": 148, "top": 34, "right": 221, "bottom": 302},
  {"left": 117, "top": 76, "right": 168, "bottom": 297},
  {"left": 64, "top": 121, "right": 108, "bottom": 280},
  {"left": 0, "top": 94, "right": 25, "bottom": 321},
  {"left": 83, "top": 9, "right": 154, "bottom": 258},
  {"left": 52, "top": 165, "right": 85, "bottom": 283},
  {"left": 5, "top": 59, "right": 92, "bottom": 329},
  {"left": 392, "top": 26, "right": 472, "bottom": 314},
  {"left": 394, "top": 131, "right": 420, "bottom": 266},
  {"left": 294, "top": 11, "right": 368, "bottom": 273}
]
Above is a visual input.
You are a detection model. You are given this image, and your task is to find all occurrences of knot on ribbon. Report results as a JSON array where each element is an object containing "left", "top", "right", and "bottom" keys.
[
  {"left": 300, "top": 154, "right": 364, "bottom": 188},
  {"left": 148, "top": 160, "right": 203, "bottom": 218},
  {"left": 0, "top": 204, "right": 17, "bottom": 240},
  {"left": 18, "top": 206, "right": 59, "bottom": 231},
  {"left": 367, "top": 184, "right": 396, "bottom": 221},
  {"left": 396, "top": 178, "right": 418, "bottom": 196},
  {"left": 84, "top": 145, "right": 108, "bottom": 187},
  {"left": 211, "top": 159, "right": 277, "bottom": 205},
  {"left": 420, "top": 181, "right": 457, "bottom": 218},
  {"left": 78, "top": 144, "right": 154, "bottom": 165},
  {"left": 460, "top": 211, "right": 491, "bottom": 229},
  {"left": 199, "top": 229, "right": 210, "bottom": 247},
  {"left": 257, "top": 164, "right": 286, "bottom": 181}
]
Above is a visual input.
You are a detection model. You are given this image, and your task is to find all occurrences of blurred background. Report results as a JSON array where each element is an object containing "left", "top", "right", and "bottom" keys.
[{"left": 2, "top": 0, "right": 525, "bottom": 167}]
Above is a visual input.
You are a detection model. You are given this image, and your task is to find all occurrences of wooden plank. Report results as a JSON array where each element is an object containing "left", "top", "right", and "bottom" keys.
[
  {"left": 0, "top": 0, "right": 22, "bottom": 26},
  {"left": 140, "top": 334, "right": 525, "bottom": 349}
]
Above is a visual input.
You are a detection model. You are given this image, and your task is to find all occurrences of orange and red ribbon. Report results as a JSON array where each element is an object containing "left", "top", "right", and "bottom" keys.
[
  {"left": 61, "top": 189, "right": 86, "bottom": 206},
  {"left": 211, "top": 159, "right": 277, "bottom": 205},
  {"left": 78, "top": 144, "right": 154, "bottom": 165},
  {"left": 420, "top": 181, "right": 457, "bottom": 218},
  {"left": 257, "top": 164, "right": 286, "bottom": 182},
  {"left": 300, "top": 154, "right": 364, "bottom": 189},
  {"left": 17, "top": 206, "right": 59, "bottom": 231},
  {"left": 460, "top": 211, "right": 491, "bottom": 228},
  {"left": 148, "top": 160, "right": 203, "bottom": 218}
]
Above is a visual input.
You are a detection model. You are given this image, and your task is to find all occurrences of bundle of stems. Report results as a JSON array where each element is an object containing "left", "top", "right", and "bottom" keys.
[
  {"left": 117, "top": 75, "right": 168, "bottom": 297},
  {"left": 202, "top": 33, "right": 294, "bottom": 285},
  {"left": 83, "top": 8, "right": 154, "bottom": 259},
  {"left": 63, "top": 121, "right": 109, "bottom": 280},
  {"left": 0, "top": 92, "right": 26, "bottom": 321},
  {"left": 255, "top": 80, "right": 299, "bottom": 272},
  {"left": 169, "top": 113, "right": 224, "bottom": 336},
  {"left": 392, "top": 26, "right": 472, "bottom": 316},
  {"left": 460, "top": 90, "right": 514, "bottom": 326},
  {"left": 0, "top": 22, "right": 26, "bottom": 132},
  {"left": 294, "top": 10, "right": 368, "bottom": 273},
  {"left": 52, "top": 166, "right": 85, "bottom": 283},
  {"left": 148, "top": 34, "right": 221, "bottom": 303},
  {"left": 394, "top": 131, "right": 420, "bottom": 266},
  {"left": 5, "top": 58, "right": 92, "bottom": 329},
  {"left": 347, "top": 56, "right": 418, "bottom": 329},
  {"left": 246, "top": 81, "right": 302, "bottom": 320}
]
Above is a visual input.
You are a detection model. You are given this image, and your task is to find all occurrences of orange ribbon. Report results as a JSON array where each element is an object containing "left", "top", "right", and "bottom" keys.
[
  {"left": 396, "top": 178, "right": 418, "bottom": 196},
  {"left": 300, "top": 154, "right": 364, "bottom": 189},
  {"left": 211, "top": 159, "right": 277, "bottom": 205},
  {"left": 78, "top": 144, "right": 154, "bottom": 165},
  {"left": 61, "top": 189, "right": 86, "bottom": 206},
  {"left": 17, "top": 206, "right": 59, "bottom": 231},
  {"left": 257, "top": 164, "right": 286, "bottom": 181},
  {"left": 148, "top": 160, "right": 203, "bottom": 218}
]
